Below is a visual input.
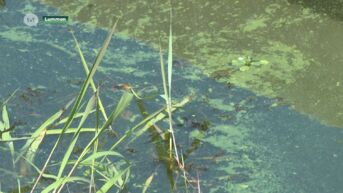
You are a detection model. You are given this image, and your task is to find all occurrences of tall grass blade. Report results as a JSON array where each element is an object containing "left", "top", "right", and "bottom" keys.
[
  {"left": 57, "top": 93, "right": 96, "bottom": 178},
  {"left": 167, "top": 10, "right": 173, "bottom": 100},
  {"left": 158, "top": 40, "right": 169, "bottom": 103},
  {"left": 71, "top": 31, "right": 114, "bottom": 133},
  {"left": 166, "top": 4, "right": 181, "bottom": 164},
  {"left": 89, "top": 90, "right": 100, "bottom": 192}
]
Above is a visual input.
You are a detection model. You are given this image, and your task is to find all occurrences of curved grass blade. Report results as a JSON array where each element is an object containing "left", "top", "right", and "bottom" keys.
[
  {"left": 71, "top": 31, "right": 115, "bottom": 134},
  {"left": 25, "top": 128, "right": 46, "bottom": 164},
  {"left": 89, "top": 92, "right": 100, "bottom": 192}
]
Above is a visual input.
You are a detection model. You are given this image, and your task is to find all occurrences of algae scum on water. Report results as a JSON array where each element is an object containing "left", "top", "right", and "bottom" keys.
[{"left": 35, "top": 0, "right": 343, "bottom": 128}]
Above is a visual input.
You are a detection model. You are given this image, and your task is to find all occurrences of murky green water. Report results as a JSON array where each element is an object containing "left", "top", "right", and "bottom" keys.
[{"left": 1, "top": 0, "right": 343, "bottom": 192}]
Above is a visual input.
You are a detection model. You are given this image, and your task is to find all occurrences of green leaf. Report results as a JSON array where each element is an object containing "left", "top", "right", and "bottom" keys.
[
  {"left": 2, "top": 105, "right": 15, "bottom": 159},
  {"left": 142, "top": 174, "right": 154, "bottom": 193},
  {"left": 96, "top": 167, "right": 130, "bottom": 193}
]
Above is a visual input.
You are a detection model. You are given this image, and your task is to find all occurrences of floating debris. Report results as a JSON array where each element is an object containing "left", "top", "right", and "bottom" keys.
[
  {"left": 239, "top": 66, "right": 250, "bottom": 72},
  {"left": 121, "top": 110, "right": 139, "bottom": 122},
  {"left": 211, "top": 68, "right": 234, "bottom": 79},
  {"left": 228, "top": 55, "right": 269, "bottom": 72},
  {"left": 19, "top": 84, "right": 47, "bottom": 104},
  {"left": 259, "top": 59, "right": 269, "bottom": 65}
]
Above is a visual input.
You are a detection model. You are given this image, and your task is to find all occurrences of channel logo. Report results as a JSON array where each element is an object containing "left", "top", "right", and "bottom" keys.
[{"left": 23, "top": 13, "right": 39, "bottom": 27}]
